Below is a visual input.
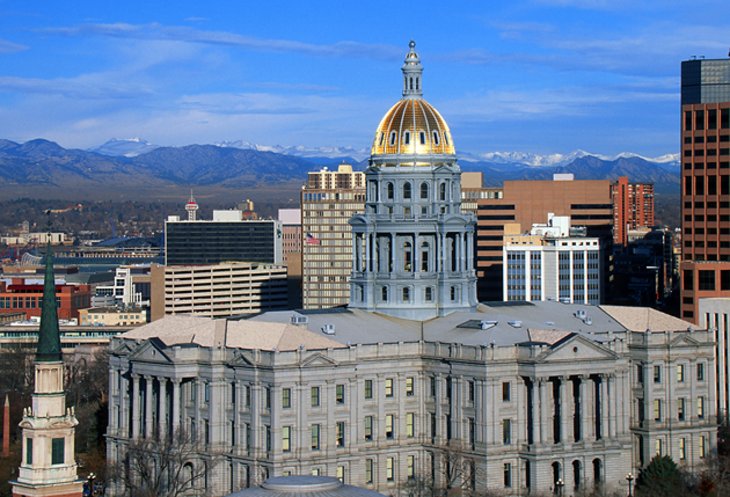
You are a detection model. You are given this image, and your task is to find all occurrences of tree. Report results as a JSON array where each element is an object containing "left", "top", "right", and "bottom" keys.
[
  {"left": 110, "top": 429, "right": 212, "bottom": 497},
  {"left": 636, "top": 455, "right": 694, "bottom": 497}
]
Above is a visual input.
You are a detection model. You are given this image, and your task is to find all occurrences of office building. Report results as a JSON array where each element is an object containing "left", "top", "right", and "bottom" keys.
[
  {"left": 698, "top": 297, "right": 730, "bottom": 422},
  {"left": 301, "top": 164, "right": 365, "bottom": 309},
  {"left": 279, "top": 208, "right": 303, "bottom": 308},
  {"left": 149, "top": 262, "right": 288, "bottom": 320},
  {"left": 680, "top": 56, "right": 730, "bottom": 322},
  {"left": 106, "top": 42, "right": 717, "bottom": 497},
  {"left": 11, "top": 248, "right": 83, "bottom": 497},
  {"left": 165, "top": 211, "right": 282, "bottom": 266},
  {"left": 92, "top": 265, "right": 151, "bottom": 308},
  {"left": 503, "top": 215, "right": 602, "bottom": 304},
  {"left": 475, "top": 176, "right": 613, "bottom": 301},
  {"left": 0, "top": 278, "right": 90, "bottom": 321},
  {"left": 612, "top": 177, "right": 655, "bottom": 246},
  {"left": 78, "top": 306, "right": 148, "bottom": 327}
]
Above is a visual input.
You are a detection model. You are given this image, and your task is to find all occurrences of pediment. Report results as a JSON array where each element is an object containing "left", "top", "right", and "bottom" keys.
[
  {"left": 109, "top": 340, "right": 137, "bottom": 356},
  {"left": 669, "top": 333, "right": 702, "bottom": 348},
  {"left": 128, "top": 339, "right": 173, "bottom": 364},
  {"left": 230, "top": 350, "right": 256, "bottom": 367},
  {"left": 300, "top": 351, "right": 338, "bottom": 367},
  {"left": 536, "top": 334, "right": 617, "bottom": 363}
]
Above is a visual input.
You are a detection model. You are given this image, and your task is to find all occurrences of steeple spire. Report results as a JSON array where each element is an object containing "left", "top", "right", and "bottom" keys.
[
  {"left": 402, "top": 40, "right": 423, "bottom": 98},
  {"left": 36, "top": 242, "right": 62, "bottom": 362}
]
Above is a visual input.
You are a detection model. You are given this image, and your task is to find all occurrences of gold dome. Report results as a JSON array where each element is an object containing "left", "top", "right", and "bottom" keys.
[{"left": 371, "top": 98, "right": 455, "bottom": 157}]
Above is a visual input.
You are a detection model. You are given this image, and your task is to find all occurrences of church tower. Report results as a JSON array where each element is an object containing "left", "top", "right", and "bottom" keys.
[
  {"left": 11, "top": 244, "right": 83, "bottom": 497},
  {"left": 349, "top": 41, "right": 478, "bottom": 320}
]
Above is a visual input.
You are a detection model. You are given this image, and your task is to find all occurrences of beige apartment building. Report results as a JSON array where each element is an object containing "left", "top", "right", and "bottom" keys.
[
  {"left": 149, "top": 262, "right": 289, "bottom": 320},
  {"left": 301, "top": 164, "right": 365, "bottom": 309}
]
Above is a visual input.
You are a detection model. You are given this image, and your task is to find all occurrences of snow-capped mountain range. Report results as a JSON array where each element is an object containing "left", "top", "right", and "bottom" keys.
[{"left": 89, "top": 137, "right": 679, "bottom": 168}]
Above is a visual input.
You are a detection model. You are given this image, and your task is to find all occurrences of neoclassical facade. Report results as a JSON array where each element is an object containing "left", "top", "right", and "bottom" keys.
[{"left": 106, "top": 43, "right": 718, "bottom": 497}]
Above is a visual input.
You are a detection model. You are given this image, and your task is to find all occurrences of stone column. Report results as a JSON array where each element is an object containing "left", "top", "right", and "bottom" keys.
[
  {"left": 600, "top": 375, "right": 609, "bottom": 440},
  {"left": 530, "top": 379, "right": 540, "bottom": 445},
  {"left": 608, "top": 374, "right": 617, "bottom": 438},
  {"left": 144, "top": 375, "right": 153, "bottom": 438},
  {"left": 172, "top": 379, "right": 181, "bottom": 434},
  {"left": 158, "top": 378, "right": 168, "bottom": 438},
  {"left": 539, "top": 378, "right": 549, "bottom": 444},
  {"left": 560, "top": 377, "right": 571, "bottom": 444},
  {"left": 131, "top": 374, "right": 140, "bottom": 439},
  {"left": 580, "top": 375, "right": 589, "bottom": 442}
]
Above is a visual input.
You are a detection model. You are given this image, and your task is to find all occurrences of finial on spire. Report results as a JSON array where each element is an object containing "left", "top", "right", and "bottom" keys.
[
  {"left": 185, "top": 189, "right": 199, "bottom": 221},
  {"left": 402, "top": 40, "right": 423, "bottom": 98}
]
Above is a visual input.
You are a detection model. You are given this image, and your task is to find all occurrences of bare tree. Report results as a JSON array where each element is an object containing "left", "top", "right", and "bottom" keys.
[{"left": 111, "top": 428, "right": 211, "bottom": 497}]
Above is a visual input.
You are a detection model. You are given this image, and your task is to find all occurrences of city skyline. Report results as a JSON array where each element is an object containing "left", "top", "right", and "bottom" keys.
[{"left": 0, "top": 1, "right": 728, "bottom": 157}]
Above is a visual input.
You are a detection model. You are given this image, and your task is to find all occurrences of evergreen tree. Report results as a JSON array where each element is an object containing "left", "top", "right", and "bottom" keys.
[{"left": 636, "top": 455, "right": 693, "bottom": 497}]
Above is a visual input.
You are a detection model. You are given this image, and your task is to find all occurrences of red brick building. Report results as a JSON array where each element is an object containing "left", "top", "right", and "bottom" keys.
[
  {"left": 0, "top": 278, "right": 91, "bottom": 320},
  {"left": 611, "top": 176, "right": 655, "bottom": 246}
]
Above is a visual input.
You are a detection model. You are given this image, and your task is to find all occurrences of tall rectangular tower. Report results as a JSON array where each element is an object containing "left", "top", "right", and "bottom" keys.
[
  {"left": 301, "top": 164, "right": 365, "bottom": 309},
  {"left": 611, "top": 176, "right": 655, "bottom": 246},
  {"left": 680, "top": 57, "right": 730, "bottom": 322}
]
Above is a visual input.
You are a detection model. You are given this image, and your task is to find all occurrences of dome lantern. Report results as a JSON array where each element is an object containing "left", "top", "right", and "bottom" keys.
[{"left": 402, "top": 40, "right": 423, "bottom": 98}]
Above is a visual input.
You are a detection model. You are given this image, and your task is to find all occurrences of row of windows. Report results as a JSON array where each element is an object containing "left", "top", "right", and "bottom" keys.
[{"left": 648, "top": 397, "right": 706, "bottom": 422}]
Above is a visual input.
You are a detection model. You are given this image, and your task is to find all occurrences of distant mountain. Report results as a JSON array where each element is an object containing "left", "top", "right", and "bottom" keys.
[
  {"left": 214, "top": 140, "right": 370, "bottom": 162},
  {"left": 89, "top": 138, "right": 160, "bottom": 157},
  {"left": 0, "top": 138, "right": 680, "bottom": 200}
]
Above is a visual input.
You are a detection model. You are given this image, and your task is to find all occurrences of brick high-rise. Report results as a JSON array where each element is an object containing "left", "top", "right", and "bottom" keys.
[{"left": 680, "top": 57, "right": 730, "bottom": 322}]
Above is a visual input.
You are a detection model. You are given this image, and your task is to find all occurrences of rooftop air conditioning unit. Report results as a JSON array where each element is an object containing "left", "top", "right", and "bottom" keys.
[
  {"left": 290, "top": 315, "right": 309, "bottom": 326},
  {"left": 321, "top": 324, "right": 335, "bottom": 335}
]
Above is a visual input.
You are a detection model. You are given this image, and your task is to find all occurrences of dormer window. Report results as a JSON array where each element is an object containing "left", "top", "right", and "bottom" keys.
[
  {"left": 433, "top": 131, "right": 440, "bottom": 146},
  {"left": 419, "top": 131, "right": 426, "bottom": 145},
  {"left": 389, "top": 131, "right": 397, "bottom": 146},
  {"left": 378, "top": 133, "right": 385, "bottom": 147},
  {"left": 404, "top": 131, "right": 410, "bottom": 145},
  {"left": 444, "top": 132, "right": 450, "bottom": 146}
]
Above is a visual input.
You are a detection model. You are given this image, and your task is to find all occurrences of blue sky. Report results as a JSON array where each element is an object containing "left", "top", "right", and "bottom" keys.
[{"left": 0, "top": 0, "right": 728, "bottom": 157}]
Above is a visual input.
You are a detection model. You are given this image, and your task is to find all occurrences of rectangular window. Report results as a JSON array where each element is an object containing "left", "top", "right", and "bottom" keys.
[
  {"left": 265, "top": 387, "right": 271, "bottom": 409},
  {"left": 282, "top": 426, "right": 292, "bottom": 452},
  {"left": 364, "top": 380, "right": 373, "bottom": 399},
  {"left": 386, "top": 457, "right": 395, "bottom": 481},
  {"left": 678, "top": 398, "right": 686, "bottom": 421},
  {"left": 468, "top": 380, "right": 475, "bottom": 403},
  {"left": 311, "top": 386, "right": 320, "bottom": 407},
  {"left": 385, "top": 414, "right": 395, "bottom": 439},
  {"left": 245, "top": 385, "right": 251, "bottom": 407},
  {"left": 51, "top": 437, "right": 65, "bottom": 465},
  {"left": 700, "top": 435, "right": 707, "bottom": 458},
  {"left": 336, "top": 384, "right": 345, "bottom": 404},
  {"left": 683, "top": 269, "right": 694, "bottom": 291},
  {"left": 655, "top": 438, "right": 663, "bottom": 456},
  {"left": 204, "top": 382, "right": 210, "bottom": 403},
  {"left": 406, "top": 412, "right": 415, "bottom": 437},
  {"left": 336, "top": 466, "right": 345, "bottom": 483},
  {"left": 679, "top": 438, "right": 686, "bottom": 461},
  {"left": 502, "top": 419, "right": 512, "bottom": 445},
  {"left": 26, "top": 438, "right": 32, "bottom": 465},
  {"left": 653, "top": 365, "right": 661, "bottom": 383},
  {"left": 407, "top": 455, "right": 415, "bottom": 479},
  {"left": 699, "top": 270, "right": 716, "bottom": 291},
  {"left": 430, "top": 376, "right": 437, "bottom": 397},
  {"left": 469, "top": 417, "right": 475, "bottom": 448},
  {"left": 653, "top": 399, "right": 662, "bottom": 422},
  {"left": 406, "top": 377, "right": 415, "bottom": 396},
  {"left": 677, "top": 365, "right": 685, "bottom": 383},
  {"left": 698, "top": 397, "right": 705, "bottom": 419},
  {"left": 336, "top": 421, "right": 345, "bottom": 447},
  {"left": 265, "top": 425, "right": 271, "bottom": 452},
  {"left": 365, "top": 459, "right": 374, "bottom": 484},
  {"left": 504, "top": 462, "right": 512, "bottom": 488},
  {"left": 282, "top": 388, "right": 291, "bottom": 409},
  {"left": 385, "top": 378, "right": 394, "bottom": 397},
  {"left": 637, "top": 364, "right": 644, "bottom": 383},
  {"left": 364, "top": 416, "right": 374, "bottom": 440},
  {"left": 502, "top": 381, "right": 511, "bottom": 401},
  {"left": 697, "top": 363, "right": 705, "bottom": 381},
  {"left": 311, "top": 424, "right": 320, "bottom": 450}
]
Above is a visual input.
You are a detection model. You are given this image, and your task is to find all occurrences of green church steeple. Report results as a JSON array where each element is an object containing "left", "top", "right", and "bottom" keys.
[{"left": 36, "top": 243, "right": 62, "bottom": 362}]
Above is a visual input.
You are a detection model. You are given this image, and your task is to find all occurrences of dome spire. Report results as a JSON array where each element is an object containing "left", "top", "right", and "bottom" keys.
[{"left": 402, "top": 40, "right": 423, "bottom": 98}]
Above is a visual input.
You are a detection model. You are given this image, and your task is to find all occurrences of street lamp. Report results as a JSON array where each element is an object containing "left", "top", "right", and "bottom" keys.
[
  {"left": 626, "top": 472, "right": 634, "bottom": 497},
  {"left": 87, "top": 472, "right": 96, "bottom": 497},
  {"left": 556, "top": 478, "right": 564, "bottom": 497}
]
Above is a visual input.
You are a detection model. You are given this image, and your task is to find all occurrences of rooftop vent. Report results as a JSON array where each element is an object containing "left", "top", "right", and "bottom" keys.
[
  {"left": 321, "top": 323, "right": 336, "bottom": 335},
  {"left": 480, "top": 320, "right": 498, "bottom": 330},
  {"left": 508, "top": 320, "right": 522, "bottom": 328},
  {"left": 575, "top": 309, "right": 587, "bottom": 319},
  {"left": 290, "top": 315, "right": 309, "bottom": 326}
]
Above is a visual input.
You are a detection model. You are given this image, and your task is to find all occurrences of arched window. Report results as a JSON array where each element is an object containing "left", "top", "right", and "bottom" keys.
[
  {"left": 403, "top": 182, "right": 412, "bottom": 199},
  {"left": 381, "top": 286, "right": 388, "bottom": 302},
  {"left": 552, "top": 462, "right": 562, "bottom": 487},
  {"left": 402, "top": 287, "right": 410, "bottom": 302},
  {"left": 421, "top": 242, "right": 430, "bottom": 271},
  {"left": 420, "top": 182, "right": 429, "bottom": 199},
  {"left": 404, "top": 131, "right": 410, "bottom": 145},
  {"left": 403, "top": 241, "right": 413, "bottom": 271},
  {"left": 573, "top": 460, "right": 581, "bottom": 490},
  {"left": 433, "top": 130, "right": 440, "bottom": 146},
  {"left": 378, "top": 133, "right": 385, "bottom": 147},
  {"left": 410, "top": 77, "right": 413, "bottom": 90},
  {"left": 592, "top": 459, "right": 602, "bottom": 485},
  {"left": 389, "top": 131, "right": 397, "bottom": 146},
  {"left": 416, "top": 77, "right": 419, "bottom": 90},
  {"left": 444, "top": 132, "right": 450, "bottom": 146},
  {"left": 439, "top": 182, "right": 446, "bottom": 201},
  {"left": 386, "top": 182, "right": 394, "bottom": 200},
  {"left": 419, "top": 131, "right": 426, "bottom": 145},
  {"left": 425, "top": 287, "right": 433, "bottom": 302}
]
